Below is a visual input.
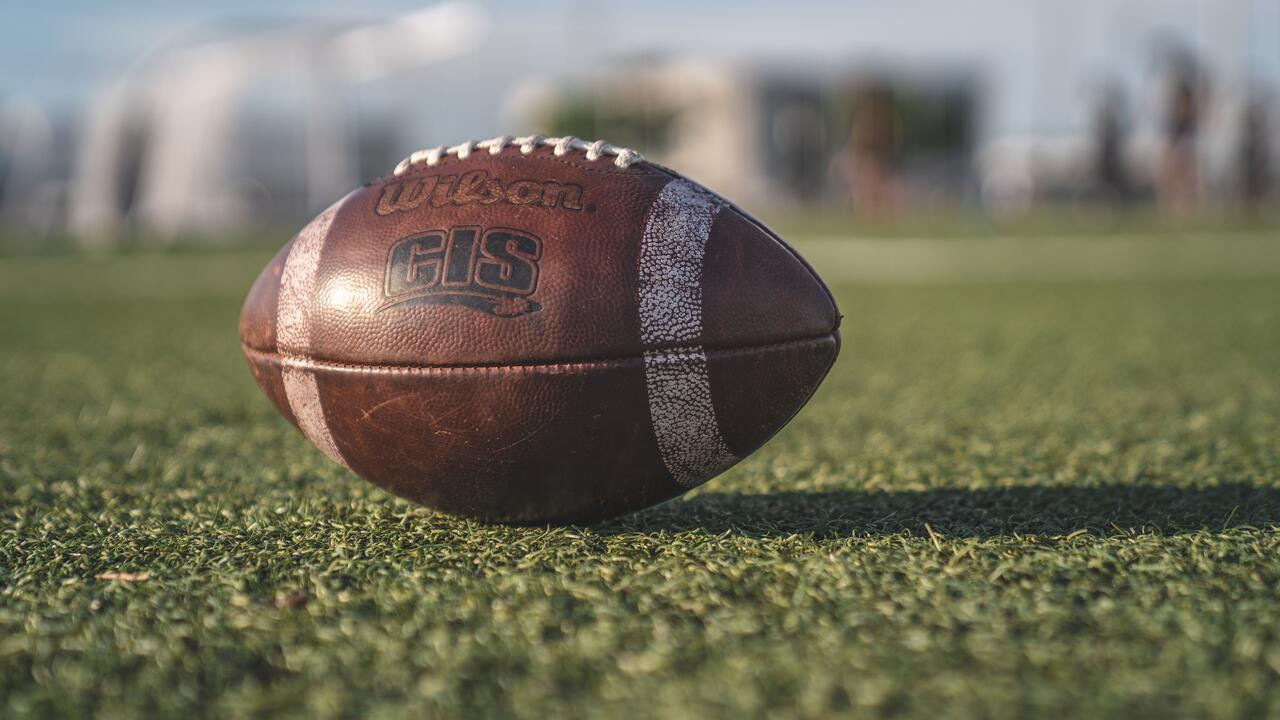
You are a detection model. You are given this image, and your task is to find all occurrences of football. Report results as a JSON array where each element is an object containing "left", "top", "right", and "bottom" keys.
[{"left": 239, "top": 135, "right": 840, "bottom": 523}]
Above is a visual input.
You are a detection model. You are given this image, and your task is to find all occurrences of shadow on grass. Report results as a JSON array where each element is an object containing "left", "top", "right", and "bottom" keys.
[{"left": 603, "top": 483, "right": 1280, "bottom": 538}]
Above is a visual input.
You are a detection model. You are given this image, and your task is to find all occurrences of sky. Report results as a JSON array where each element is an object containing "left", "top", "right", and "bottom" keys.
[{"left": 1, "top": 0, "right": 1277, "bottom": 139}]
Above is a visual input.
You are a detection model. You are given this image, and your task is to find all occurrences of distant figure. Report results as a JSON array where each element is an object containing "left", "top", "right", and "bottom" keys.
[
  {"left": 1091, "top": 85, "right": 1131, "bottom": 204},
  {"left": 835, "top": 84, "right": 898, "bottom": 217},
  {"left": 771, "top": 98, "right": 826, "bottom": 204},
  {"left": 1157, "top": 61, "right": 1204, "bottom": 216},
  {"left": 1239, "top": 99, "right": 1271, "bottom": 211}
]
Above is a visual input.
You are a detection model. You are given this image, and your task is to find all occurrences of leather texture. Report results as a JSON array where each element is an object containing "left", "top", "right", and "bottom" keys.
[{"left": 240, "top": 144, "right": 840, "bottom": 523}]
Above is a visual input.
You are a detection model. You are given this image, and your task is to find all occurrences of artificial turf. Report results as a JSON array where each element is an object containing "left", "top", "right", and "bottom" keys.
[{"left": 1, "top": 239, "right": 1278, "bottom": 719}]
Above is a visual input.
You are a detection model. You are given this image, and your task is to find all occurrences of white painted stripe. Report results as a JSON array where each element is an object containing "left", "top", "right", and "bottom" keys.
[
  {"left": 637, "top": 180, "right": 718, "bottom": 346},
  {"left": 637, "top": 179, "right": 737, "bottom": 487},
  {"left": 277, "top": 202, "right": 341, "bottom": 355},
  {"left": 642, "top": 348, "right": 738, "bottom": 487},
  {"left": 281, "top": 366, "right": 350, "bottom": 469},
  {"left": 276, "top": 197, "right": 353, "bottom": 471}
]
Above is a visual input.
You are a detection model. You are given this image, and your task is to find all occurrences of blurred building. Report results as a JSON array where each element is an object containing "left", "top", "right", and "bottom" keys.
[
  {"left": 65, "top": 2, "right": 486, "bottom": 246},
  {"left": 0, "top": 0, "right": 1277, "bottom": 246},
  {"left": 0, "top": 97, "right": 75, "bottom": 239},
  {"left": 511, "top": 59, "right": 979, "bottom": 213}
]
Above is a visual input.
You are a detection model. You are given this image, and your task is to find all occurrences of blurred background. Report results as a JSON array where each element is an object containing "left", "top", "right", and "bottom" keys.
[
  {"left": 0, "top": 0, "right": 1276, "bottom": 247},
  {"left": 4, "top": 5, "right": 1280, "bottom": 715}
]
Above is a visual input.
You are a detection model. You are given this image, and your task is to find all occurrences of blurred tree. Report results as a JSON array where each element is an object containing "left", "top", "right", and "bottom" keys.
[
  {"left": 834, "top": 83, "right": 899, "bottom": 216},
  {"left": 542, "top": 93, "right": 677, "bottom": 155}
]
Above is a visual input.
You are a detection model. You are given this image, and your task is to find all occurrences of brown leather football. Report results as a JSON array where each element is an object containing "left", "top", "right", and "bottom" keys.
[{"left": 240, "top": 135, "right": 840, "bottom": 523}]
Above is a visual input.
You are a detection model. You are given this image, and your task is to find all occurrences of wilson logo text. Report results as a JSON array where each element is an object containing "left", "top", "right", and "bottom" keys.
[{"left": 376, "top": 171, "right": 584, "bottom": 216}]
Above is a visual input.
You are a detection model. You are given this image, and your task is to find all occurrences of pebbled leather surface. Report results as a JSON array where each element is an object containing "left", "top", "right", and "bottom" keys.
[
  {"left": 240, "top": 149, "right": 837, "bottom": 365},
  {"left": 239, "top": 145, "right": 841, "bottom": 523},
  {"left": 242, "top": 335, "right": 837, "bottom": 523}
]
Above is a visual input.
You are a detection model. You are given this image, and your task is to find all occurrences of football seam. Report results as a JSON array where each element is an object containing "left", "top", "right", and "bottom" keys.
[{"left": 241, "top": 333, "right": 837, "bottom": 374}]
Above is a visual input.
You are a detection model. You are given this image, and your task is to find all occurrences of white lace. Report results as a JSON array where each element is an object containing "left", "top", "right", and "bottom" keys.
[{"left": 393, "top": 135, "right": 644, "bottom": 176}]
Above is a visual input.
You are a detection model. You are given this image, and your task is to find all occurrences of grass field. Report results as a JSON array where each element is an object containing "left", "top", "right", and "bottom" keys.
[{"left": 2, "top": 232, "right": 1279, "bottom": 719}]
